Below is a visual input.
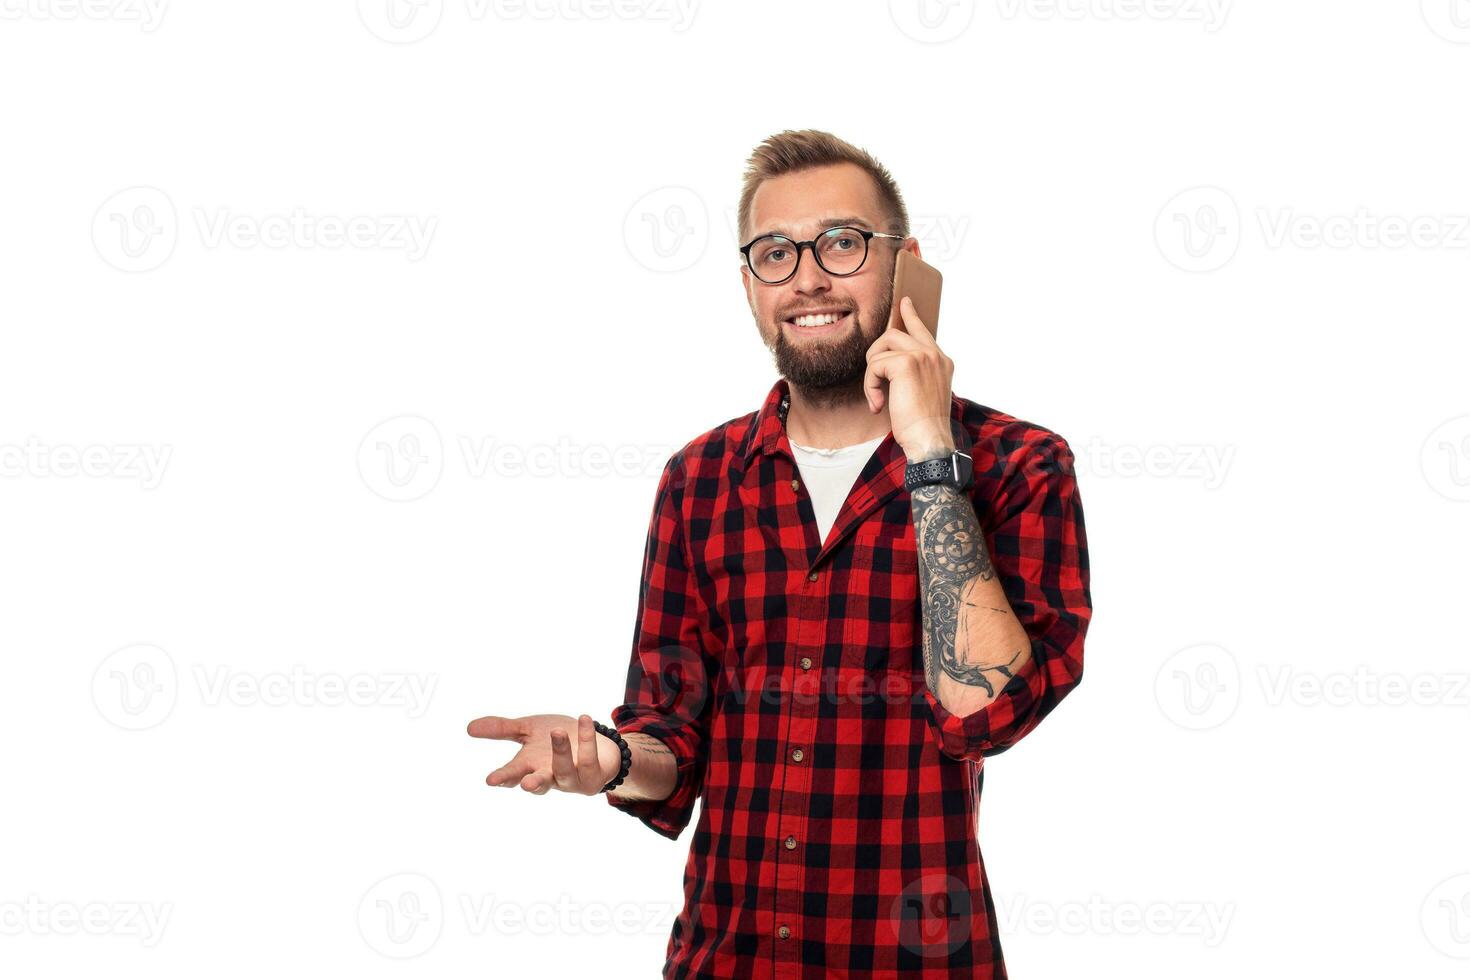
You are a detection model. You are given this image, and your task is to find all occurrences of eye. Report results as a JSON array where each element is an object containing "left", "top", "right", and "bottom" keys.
[
  {"left": 822, "top": 228, "right": 862, "bottom": 252},
  {"left": 752, "top": 238, "right": 794, "bottom": 267}
]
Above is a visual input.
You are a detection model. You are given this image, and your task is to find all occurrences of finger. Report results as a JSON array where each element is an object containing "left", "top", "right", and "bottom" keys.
[
  {"left": 869, "top": 322, "right": 921, "bottom": 360},
  {"left": 576, "top": 714, "right": 603, "bottom": 793},
  {"left": 549, "top": 726, "right": 578, "bottom": 790},
  {"left": 521, "top": 769, "right": 553, "bottom": 795},
  {"left": 868, "top": 350, "right": 906, "bottom": 371},
  {"left": 864, "top": 354, "right": 892, "bottom": 414},
  {"left": 865, "top": 332, "right": 911, "bottom": 366},
  {"left": 467, "top": 715, "right": 523, "bottom": 740},
  {"left": 866, "top": 350, "right": 914, "bottom": 414},
  {"left": 897, "top": 296, "right": 936, "bottom": 346},
  {"left": 487, "top": 758, "right": 532, "bottom": 788}
]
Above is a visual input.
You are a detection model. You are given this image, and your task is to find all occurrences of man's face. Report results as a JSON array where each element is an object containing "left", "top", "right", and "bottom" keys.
[{"left": 741, "top": 162, "right": 914, "bottom": 400}]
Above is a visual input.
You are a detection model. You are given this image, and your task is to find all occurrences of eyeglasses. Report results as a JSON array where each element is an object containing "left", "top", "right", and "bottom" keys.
[{"left": 739, "top": 226, "right": 906, "bottom": 285}]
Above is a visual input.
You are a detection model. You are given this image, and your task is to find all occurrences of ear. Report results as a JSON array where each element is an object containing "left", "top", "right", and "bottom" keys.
[
  {"left": 740, "top": 265, "right": 756, "bottom": 315},
  {"left": 904, "top": 237, "right": 922, "bottom": 261}
]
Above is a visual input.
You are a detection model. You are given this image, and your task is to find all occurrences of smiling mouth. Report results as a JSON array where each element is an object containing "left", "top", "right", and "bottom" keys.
[{"left": 783, "top": 310, "right": 853, "bottom": 334}]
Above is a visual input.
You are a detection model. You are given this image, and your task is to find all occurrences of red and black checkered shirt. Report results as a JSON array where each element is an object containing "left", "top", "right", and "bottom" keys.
[{"left": 608, "top": 376, "right": 1091, "bottom": 979}]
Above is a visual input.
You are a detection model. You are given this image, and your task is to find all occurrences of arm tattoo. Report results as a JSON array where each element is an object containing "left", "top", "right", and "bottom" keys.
[
  {"left": 606, "top": 733, "right": 676, "bottom": 803},
  {"left": 625, "top": 733, "right": 673, "bottom": 757},
  {"left": 910, "top": 483, "right": 1017, "bottom": 697}
]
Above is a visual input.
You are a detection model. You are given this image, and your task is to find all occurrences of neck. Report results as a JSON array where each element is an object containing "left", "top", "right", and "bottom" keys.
[{"left": 784, "top": 381, "right": 891, "bottom": 450}]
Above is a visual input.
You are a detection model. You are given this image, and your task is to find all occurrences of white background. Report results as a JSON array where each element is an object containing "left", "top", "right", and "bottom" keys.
[{"left": 2, "top": 1, "right": 1468, "bottom": 977}]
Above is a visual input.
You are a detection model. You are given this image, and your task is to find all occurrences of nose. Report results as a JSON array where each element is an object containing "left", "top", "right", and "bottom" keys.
[{"left": 789, "top": 242, "right": 832, "bottom": 295}]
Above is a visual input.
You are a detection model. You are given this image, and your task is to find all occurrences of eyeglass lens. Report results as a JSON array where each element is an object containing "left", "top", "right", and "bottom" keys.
[{"left": 747, "top": 227, "right": 868, "bottom": 283}]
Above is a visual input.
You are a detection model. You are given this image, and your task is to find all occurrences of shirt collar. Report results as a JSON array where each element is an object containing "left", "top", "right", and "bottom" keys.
[{"left": 740, "top": 377, "right": 794, "bottom": 465}]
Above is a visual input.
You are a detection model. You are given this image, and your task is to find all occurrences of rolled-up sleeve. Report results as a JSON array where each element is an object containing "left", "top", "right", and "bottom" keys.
[
  {"left": 606, "top": 452, "right": 716, "bottom": 840},
  {"left": 922, "top": 432, "right": 1092, "bottom": 762}
]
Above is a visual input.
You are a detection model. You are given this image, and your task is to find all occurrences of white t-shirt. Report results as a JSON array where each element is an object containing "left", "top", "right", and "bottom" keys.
[{"left": 788, "top": 433, "right": 888, "bottom": 545}]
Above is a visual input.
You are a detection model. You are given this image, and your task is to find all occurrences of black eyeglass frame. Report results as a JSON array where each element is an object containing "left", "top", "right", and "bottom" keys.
[{"left": 738, "top": 226, "right": 908, "bottom": 285}]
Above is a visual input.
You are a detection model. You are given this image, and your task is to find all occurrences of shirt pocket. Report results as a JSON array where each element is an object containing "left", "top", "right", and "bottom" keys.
[{"left": 841, "top": 525, "right": 922, "bottom": 676}]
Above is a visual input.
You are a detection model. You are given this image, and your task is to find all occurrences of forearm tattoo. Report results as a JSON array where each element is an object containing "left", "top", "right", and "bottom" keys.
[
  {"left": 910, "top": 484, "right": 1020, "bottom": 697},
  {"left": 607, "top": 733, "right": 676, "bottom": 802},
  {"left": 625, "top": 733, "right": 673, "bottom": 758}
]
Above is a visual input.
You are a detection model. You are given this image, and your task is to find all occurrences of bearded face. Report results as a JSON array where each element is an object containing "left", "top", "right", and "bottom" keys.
[
  {"left": 740, "top": 162, "right": 907, "bottom": 407},
  {"left": 765, "top": 280, "right": 893, "bottom": 401}
]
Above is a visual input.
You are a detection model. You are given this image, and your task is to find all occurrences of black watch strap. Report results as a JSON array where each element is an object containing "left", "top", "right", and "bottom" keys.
[{"left": 904, "top": 451, "right": 973, "bottom": 492}]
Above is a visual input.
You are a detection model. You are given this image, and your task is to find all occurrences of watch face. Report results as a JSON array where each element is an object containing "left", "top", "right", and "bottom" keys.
[{"left": 956, "top": 453, "right": 974, "bottom": 489}]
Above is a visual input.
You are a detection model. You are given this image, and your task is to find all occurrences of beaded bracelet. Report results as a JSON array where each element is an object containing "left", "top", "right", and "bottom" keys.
[{"left": 592, "top": 720, "right": 632, "bottom": 794}]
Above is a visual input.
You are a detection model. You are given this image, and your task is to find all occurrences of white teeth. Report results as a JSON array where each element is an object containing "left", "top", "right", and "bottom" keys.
[{"left": 793, "top": 312, "right": 841, "bottom": 327}]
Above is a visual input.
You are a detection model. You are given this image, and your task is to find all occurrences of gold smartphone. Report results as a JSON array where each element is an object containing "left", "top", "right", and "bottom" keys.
[{"left": 886, "top": 249, "right": 942, "bottom": 340}]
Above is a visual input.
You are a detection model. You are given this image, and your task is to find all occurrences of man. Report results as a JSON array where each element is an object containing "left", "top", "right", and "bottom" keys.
[{"left": 468, "top": 129, "right": 1092, "bottom": 978}]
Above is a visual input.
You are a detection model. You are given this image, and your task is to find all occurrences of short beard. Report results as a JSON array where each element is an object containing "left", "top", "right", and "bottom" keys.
[{"left": 767, "top": 291, "right": 892, "bottom": 411}]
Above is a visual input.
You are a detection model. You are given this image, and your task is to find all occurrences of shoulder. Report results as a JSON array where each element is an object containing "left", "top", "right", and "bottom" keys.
[
  {"left": 659, "top": 407, "right": 760, "bottom": 489},
  {"left": 955, "top": 394, "right": 1075, "bottom": 468},
  {"left": 953, "top": 394, "right": 1081, "bottom": 518}
]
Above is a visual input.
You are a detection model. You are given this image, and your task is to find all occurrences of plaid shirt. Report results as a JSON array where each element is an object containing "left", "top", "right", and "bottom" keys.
[{"left": 608, "top": 376, "right": 1091, "bottom": 979}]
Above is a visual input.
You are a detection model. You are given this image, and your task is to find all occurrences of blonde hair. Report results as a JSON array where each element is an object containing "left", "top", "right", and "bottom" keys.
[{"left": 737, "top": 129, "right": 910, "bottom": 244}]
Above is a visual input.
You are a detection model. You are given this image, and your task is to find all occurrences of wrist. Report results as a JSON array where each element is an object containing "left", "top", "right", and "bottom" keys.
[
  {"left": 903, "top": 437, "right": 956, "bottom": 463},
  {"left": 897, "top": 419, "right": 955, "bottom": 462},
  {"left": 593, "top": 723, "right": 632, "bottom": 791},
  {"left": 595, "top": 731, "right": 618, "bottom": 778}
]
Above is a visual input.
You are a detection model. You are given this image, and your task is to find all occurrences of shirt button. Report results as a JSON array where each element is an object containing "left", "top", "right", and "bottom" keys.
[
  {"left": 777, "top": 925, "right": 791, "bottom": 940},
  {"left": 807, "top": 571, "right": 818, "bottom": 582},
  {"left": 784, "top": 835, "right": 797, "bottom": 850},
  {"left": 790, "top": 479, "right": 799, "bottom": 491},
  {"left": 791, "top": 748, "right": 804, "bottom": 763},
  {"left": 799, "top": 657, "right": 812, "bottom": 670}
]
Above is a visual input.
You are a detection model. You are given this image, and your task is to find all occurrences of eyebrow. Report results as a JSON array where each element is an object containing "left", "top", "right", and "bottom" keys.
[{"left": 752, "top": 216, "right": 873, "bottom": 240}]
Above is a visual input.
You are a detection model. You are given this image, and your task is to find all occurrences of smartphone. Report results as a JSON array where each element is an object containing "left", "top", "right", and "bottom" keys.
[{"left": 886, "top": 250, "right": 942, "bottom": 340}]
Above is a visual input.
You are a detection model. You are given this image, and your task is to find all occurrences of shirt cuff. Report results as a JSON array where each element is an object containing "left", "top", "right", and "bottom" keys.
[
  {"left": 921, "top": 642, "right": 1046, "bottom": 762},
  {"left": 603, "top": 714, "right": 705, "bottom": 841}
]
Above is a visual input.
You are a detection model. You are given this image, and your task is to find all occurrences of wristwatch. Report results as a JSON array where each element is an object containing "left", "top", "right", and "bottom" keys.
[{"left": 904, "top": 449, "right": 974, "bottom": 492}]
